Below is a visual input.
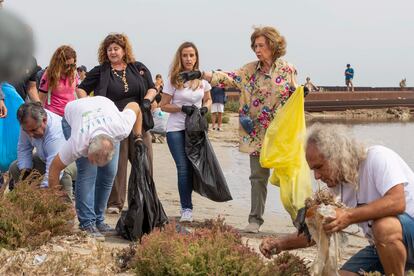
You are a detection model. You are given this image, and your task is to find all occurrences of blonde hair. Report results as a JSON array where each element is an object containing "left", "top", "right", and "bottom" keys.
[
  {"left": 250, "top": 26, "right": 287, "bottom": 61},
  {"left": 98, "top": 33, "right": 135, "bottom": 65},
  {"left": 169, "top": 41, "right": 201, "bottom": 90},
  {"left": 306, "top": 123, "right": 367, "bottom": 187},
  {"left": 46, "top": 45, "right": 77, "bottom": 91}
]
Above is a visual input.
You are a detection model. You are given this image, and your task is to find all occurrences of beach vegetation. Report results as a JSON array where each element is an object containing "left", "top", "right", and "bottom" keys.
[
  {"left": 205, "top": 112, "right": 230, "bottom": 124},
  {"left": 117, "top": 218, "right": 310, "bottom": 275},
  {"left": 225, "top": 100, "right": 240, "bottom": 113},
  {"left": 0, "top": 171, "right": 74, "bottom": 249}
]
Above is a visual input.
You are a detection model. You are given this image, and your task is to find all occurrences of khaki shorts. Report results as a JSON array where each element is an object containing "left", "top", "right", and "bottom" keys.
[{"left": 346, "top": 79, "right": 353, "bottom": 85}]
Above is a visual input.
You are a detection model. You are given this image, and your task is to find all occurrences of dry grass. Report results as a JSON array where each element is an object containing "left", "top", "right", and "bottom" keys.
[
  {"left": 0, "top": 171, "right": 75, "bottom": 249},
  {"left": 0, "top": 234, "right": 121, "bottom": 275}
]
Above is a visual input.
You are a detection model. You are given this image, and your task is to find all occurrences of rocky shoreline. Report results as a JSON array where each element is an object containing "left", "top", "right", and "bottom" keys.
[{"left": 307, "top": 107, "right": 412, "bottom": 122}]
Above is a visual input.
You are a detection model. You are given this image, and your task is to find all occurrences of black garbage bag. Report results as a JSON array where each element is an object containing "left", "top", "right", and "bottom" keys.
[
  {"left": 116, "top": 142, "right": 168, "bottom": 241},
  {"left": 184, "top": 108, "right": 232, "bottom": 202}
]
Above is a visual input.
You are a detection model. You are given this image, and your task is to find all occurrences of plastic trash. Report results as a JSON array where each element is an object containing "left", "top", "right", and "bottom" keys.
[
  {"left": 116, "top": 142, "right": 168, "bottom": 241},
  {"left": 33, "top": 254, "right": 47, "bottom": 265},
  {"left": 260, "top": 86, "right": 312, "bottom": 220},
  {"left": 151, "top": 107, "right": 168, "bottom": 133},
  {"left": 306, "top": 204, "right": 344, "bottom": 276},
  {"left": 184, "top": 108, "right": 232, "bottom": 202}
]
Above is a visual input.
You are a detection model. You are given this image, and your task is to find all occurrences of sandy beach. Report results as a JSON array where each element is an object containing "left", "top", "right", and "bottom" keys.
[
  {"left": 101, "top": 113, "right": 369, "bottom": 266},
  {"left": 0, "top": 112, "right": 373, "bottom": 274},
  {"left": 0, "top": 112, "right": 372, "bottom": 274}
]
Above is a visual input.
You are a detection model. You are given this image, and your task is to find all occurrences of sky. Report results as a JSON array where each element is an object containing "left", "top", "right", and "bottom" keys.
[{"left": 5, "top": 0, "right": 414, "bottom": 87}]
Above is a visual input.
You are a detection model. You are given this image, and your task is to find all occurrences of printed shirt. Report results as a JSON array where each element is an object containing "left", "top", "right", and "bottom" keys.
[{"left": 211, "top": 59, "right": 297, "bottom": 155}]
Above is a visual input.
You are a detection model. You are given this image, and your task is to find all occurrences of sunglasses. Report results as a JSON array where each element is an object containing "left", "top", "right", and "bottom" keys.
[{"left": 65, "top": 63, "right": 77, "bottom": 69}]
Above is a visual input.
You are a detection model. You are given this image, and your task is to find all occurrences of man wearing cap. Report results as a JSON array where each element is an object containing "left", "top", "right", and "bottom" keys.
[{"left": 345, "top": 64, "right": 354, "bottom": 92}]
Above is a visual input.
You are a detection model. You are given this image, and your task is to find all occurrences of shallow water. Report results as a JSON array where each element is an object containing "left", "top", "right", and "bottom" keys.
[{"left": 223, "top": 121, "right": 414, "bottom": 218}]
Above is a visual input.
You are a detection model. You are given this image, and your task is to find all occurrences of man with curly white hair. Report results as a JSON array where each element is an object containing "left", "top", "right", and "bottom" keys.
[{"left": 260, "top": 123, "right": 414, "bottom": 275}]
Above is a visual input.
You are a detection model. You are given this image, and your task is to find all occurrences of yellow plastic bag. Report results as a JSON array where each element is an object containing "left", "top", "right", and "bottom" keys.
[{"left": 260, "top": 87, "right": 312, "bottom": 220}]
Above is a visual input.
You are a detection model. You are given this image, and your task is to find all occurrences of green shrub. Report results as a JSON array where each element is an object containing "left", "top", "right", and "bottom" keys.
[
  {"left": 0, "top": 172, "right": 74, "bottom": 249},
  {"left": 118, "top": 218, "right": 309, "bottom": 276},
  {"left": 222, "top": 116, "right": 230, "bottom": 124},
  {"left": 225, "top": 100, "right": 240, "bottom": 113}
]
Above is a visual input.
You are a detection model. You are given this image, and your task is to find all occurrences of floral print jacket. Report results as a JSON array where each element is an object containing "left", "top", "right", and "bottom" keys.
[{"left": 211, "top": 59, "right": 297, "bottom": 156}]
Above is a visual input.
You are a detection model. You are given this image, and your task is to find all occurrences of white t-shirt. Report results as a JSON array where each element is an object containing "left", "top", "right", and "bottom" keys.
[
  {"left": 59, "top": 96, "right": 136, "bottom": 165},
  {"left": 163, "top": 80, "right": 211, "bottom": 132},
  {"left": 331, "top": 145, "right": 414, "bottom": 239}
]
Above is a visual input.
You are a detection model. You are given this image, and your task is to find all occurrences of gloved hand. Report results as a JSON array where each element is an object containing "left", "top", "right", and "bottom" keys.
[
  {"left": 293, "top": 207, "right": 312, "bottom": 242},
  {"left": 181, "top": 105, "right": 195, "bottom": 116},
  {"left": 199, "top": 106, "right": 208, "bottom": 116},
  {"left": 179, "top": 70, "right": 202, "bottom": 82},
  {"left": 142, "top": 99, "right": 152, "bottom": 111}
]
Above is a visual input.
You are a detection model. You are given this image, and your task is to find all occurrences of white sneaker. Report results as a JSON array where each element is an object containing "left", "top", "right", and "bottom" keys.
[
  {"left": 180, "top": 209, "right": 193, "bottom": 222},
  {"left": 244, "top": 222, "right": 260, "bottom": 233}
]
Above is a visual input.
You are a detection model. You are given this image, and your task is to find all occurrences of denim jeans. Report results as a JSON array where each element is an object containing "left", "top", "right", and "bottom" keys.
[
  {"left": 166, "top": 130, "right": 193, "bottom": 210},
  {"left": 342, "top": 213, "right": 414, "bottom": 273},
  {"left": 62, "top": 117, "right": 120, "bottom": 228},
  {"left": 75, "top": 148, "right": 119, "bottom": 228}
]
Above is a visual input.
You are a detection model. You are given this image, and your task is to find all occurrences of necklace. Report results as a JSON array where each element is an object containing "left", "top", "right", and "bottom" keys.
[{"left": 111, "top": 67, "right": 129, "bottom": 92}]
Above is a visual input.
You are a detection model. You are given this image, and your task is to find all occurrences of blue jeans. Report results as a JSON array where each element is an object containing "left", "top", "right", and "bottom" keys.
[
  {"left": 342, "top": 213, "right": 414, "bottom": 274},
  {"left": 166, "top": 130, "right": 193, "bottom": 210},
  {"left": 62, "top": 118, "right": 120, "bottom": 228}
]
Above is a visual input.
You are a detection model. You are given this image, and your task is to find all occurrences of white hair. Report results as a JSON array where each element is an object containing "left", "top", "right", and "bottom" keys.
[
  {"left": 88, "top": 134, "right": 115, "bottom": 165},
  {"left": 306, "top": 123, "right": 367, "bottom": 187}
]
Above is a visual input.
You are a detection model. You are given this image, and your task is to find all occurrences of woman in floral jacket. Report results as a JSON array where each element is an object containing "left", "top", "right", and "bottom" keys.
[{"left": 181, "top": 26, "right": 298, "bottom": 233}]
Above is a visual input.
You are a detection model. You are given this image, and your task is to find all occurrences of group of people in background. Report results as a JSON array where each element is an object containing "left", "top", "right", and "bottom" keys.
[
  {"left": 1, "top": 24, "right": 413, "bottom": 274},
  {"left": 1, "top": 26, "right": 297, "bottom": 234}
]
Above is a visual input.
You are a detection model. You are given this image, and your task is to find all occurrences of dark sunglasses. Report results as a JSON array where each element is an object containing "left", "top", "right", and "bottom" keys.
[{"left": 65, "top": 63, "right": 77, "bottom": 69}]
